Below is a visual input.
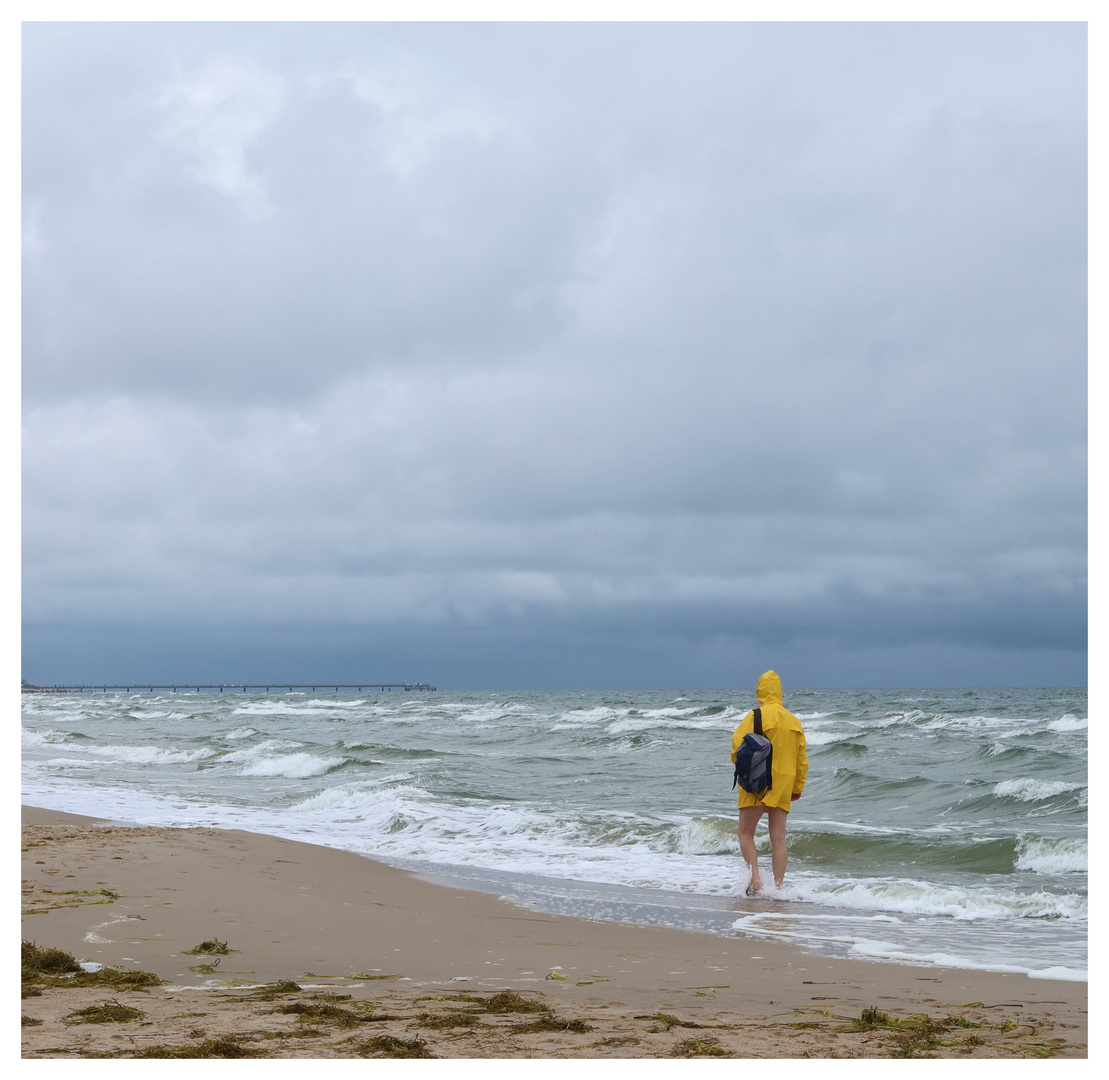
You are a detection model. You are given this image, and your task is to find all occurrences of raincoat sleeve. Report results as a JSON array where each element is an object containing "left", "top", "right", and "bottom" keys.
[
  {"left": 729, "top": 711, "right": 754, "bottom": 764},
  {"left": 793, "top": 731, "right": 808, "bottom": 796}
]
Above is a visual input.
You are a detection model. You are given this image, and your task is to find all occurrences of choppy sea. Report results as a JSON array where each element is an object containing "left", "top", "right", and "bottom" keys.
[{"left": 21, "top": 687, "right": 1087, "bottom": 981}]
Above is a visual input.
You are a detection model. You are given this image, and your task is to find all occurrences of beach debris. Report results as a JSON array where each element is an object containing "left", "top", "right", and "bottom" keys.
[
  {"left": 842, "top": 1006, "right": 998, "bottom": 1058},
  {"left": 189, "top": 962, "right": 220, "bottom": 974},
  {"left": 349, "top": 972, "right": 402, "bottom": 980},
  {"left": 22, "top": 940, "right": 163, "bottom": 995},
  {"left": 342, "top": 1034, "right": 434, "bottom": 1059},
  {"left": 64, "top": 1001, "right": 145, "bottom": 1025},
  {"left": 672, "top": 1037, "right": 730, "bottom": 1057},
  {"left": 275, "top": 1001, "right": 366, "bottom": 1027},
  {"left": 183, "top": 939, "right": 234, "bottom": 956},
  {"left": 63, "top": 967, "right": 162, "bottom": 991},
  {"left": 136, "top": 1036, "right": 264, "bottom": 1058},
  {"left": 476, "top": 991, "right": 550, "bottom": 1014},
  {"left": 419, "top": 1010, "right": 486, "bottom": 1029},
  {"left": 23, "top": 888, "right": 119, "bottom": 915},
  {"left": 946, "top": 1014, "right": 982, "bottom": 1029},
  {"left": 545, "top": 971, "right": 569, "bottom": 980},
  {"left": 855, "top": 1006, "right": 893, "bottom": 1029},
  {"left": 511, "top": 1016, "right": 594, "bottom": 1034},
  {"left": 22, "top": 1016, "right": 43, "bottom": 1026},
  {"left": 23, "top": 942, "right": 80, "bottom": 978},
  {"left": 635, "top": 1013, "right": 703, "bottom": 1032},
  {"left": 241, "top": 980, "right": 302, "bottom": 1001}
]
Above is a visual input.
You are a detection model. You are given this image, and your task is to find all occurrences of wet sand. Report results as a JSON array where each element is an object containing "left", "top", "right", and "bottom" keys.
[{"left": 21, "top": 806, "right": 1086, "bottom": 1058}]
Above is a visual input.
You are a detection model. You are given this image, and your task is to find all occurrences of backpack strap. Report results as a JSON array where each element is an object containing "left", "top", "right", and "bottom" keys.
[{"left": 753, "top": 707, "right": 762, "bottom": 735}]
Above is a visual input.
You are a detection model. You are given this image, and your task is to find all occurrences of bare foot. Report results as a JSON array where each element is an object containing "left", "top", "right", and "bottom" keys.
[{"left": 745, "top": 879, "right": 762, "bottom": 897}]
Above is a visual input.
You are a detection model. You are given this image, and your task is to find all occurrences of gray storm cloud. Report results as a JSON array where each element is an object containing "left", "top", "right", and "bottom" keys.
[{"left": 22, "top": 22, "right": 1086, "bottom": 687}]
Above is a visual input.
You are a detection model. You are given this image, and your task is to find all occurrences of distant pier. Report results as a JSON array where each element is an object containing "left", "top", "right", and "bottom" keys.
[{"left": 21, "top": 682, "right": 436, "bottom": 694}]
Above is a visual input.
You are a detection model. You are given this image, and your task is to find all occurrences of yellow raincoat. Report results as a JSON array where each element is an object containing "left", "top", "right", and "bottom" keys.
[{"left": 730, "top": 670, "right": 808, "bottom": 812}]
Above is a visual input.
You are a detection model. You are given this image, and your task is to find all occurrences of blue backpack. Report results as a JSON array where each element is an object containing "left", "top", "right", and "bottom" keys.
[{"left": 732, "top": 708, "right": 773, "bottom": 795}]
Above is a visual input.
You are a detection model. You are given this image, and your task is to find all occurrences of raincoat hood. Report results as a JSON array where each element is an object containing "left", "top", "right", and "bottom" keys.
[{"left": 756, "top": 670, "right": 783, "bottom": 706}]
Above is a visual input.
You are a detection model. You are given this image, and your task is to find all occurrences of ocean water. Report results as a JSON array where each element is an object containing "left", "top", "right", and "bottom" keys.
[{"left": 21, "top": 687, "right": 1087, "bottom": 981}]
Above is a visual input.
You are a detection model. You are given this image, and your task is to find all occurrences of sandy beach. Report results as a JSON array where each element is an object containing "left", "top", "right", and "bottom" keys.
[{"left": 21, "top": 805, "right": 1086, "bottom": 1059}]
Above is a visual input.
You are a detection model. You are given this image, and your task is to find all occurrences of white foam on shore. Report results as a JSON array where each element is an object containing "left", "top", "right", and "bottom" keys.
[
  {"left": 845, "top": 940, "right": 1087, "bottom": 981},
  {"left": 22, "top": 686, "right": 1087, "bottom": 980},
  {"left": 758, "top": 875, "right": 1086, "bottom": 921}
]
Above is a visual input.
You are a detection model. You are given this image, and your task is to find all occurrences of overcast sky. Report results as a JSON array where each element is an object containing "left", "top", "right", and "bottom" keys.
[{"left": 22, "top": 21, "right": 1086, "bottom": 688}]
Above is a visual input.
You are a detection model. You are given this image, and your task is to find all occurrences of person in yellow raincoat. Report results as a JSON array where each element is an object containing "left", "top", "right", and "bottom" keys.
[{"left": 730, "top": 670, "right": 808, "bottom": 895}]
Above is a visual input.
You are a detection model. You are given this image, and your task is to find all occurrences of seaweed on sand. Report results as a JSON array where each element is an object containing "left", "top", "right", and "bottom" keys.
[
  {"left": 57, "top": 968, "right": 162, "bottom": 990},
  {"left": 845, "top": 1006, "right": 955, "bottom": 1058},
  {"left": 182, "top": 939, "right": 234, "bottom": 956},
  {"left": 672, "top": 1037, "right": 730, "bottom": 1057},
  {"left": 21, "top": 941, "right": 162, "bottom": 993},
  {"left": 136, "top": 1037, "right": 264, "bottom": 1058},
  {"left": 419, "top": 1011, "right": 486, "bottom": 1029},
  {"left": 65, "top": 1002, "right": 145, "bottom": 1025},
  {"left": 241, "top": 980, "right": 302, "bottom": 1001},
  {"left": 450, "top": 990, "right": 550, "bottom": 1014},
  {"left": 341, "top": 1035, "right": 435, "bottom": 1058},
  {"left": 22, "top": 941, "right": 80, "bottom": 978},
  {"left": 511, "top": 1016, "right": 594, "bottom": 1034},
  {"left": 275, "top": 1001, "right": 366, "bottom": 1027},
  {"left": 634, "top": 1013, "right": 703, "bottom": 1032}
]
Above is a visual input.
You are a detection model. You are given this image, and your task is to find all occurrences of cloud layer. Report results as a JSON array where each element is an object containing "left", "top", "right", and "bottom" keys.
[{"left": 22, "top": 23, "right": 1086, "bottom": 687}]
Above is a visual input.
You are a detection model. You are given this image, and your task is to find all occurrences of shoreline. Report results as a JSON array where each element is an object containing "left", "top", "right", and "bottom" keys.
[{"left": 21, "top": 805, "right": 1087, "bottom": 1058}]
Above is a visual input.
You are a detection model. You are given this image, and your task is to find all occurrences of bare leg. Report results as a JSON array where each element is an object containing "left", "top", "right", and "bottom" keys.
[
  {"left": 766, "top": 807, "right": 789, "bottom": 887},
  {"left": 738, "top": 805, "right": 765, "bottom": 894}
]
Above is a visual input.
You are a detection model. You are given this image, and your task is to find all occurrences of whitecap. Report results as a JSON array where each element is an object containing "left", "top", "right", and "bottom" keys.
[
  {"left": 1015, "top": 837, "right": 1087, "bottom": 874},
  {"left": 1049, "top": 715, "right": 1087, "bottom": 732},
  {"left": 674, "top": 818, "right": 741, "bottom": 856},
  {"left": 219, "top": 739, "right": 304, "bottom": 763},
  {"left": 605, "top": 716, "right": 736, "bottom": 734},
  {"left": 803, "top": 730, "right": 854, "bottom": 746},
  {"left": 993, "top": 778, "right": 1084, "bottom": 802},
  {"left": 237, "top": 753, "right": 347, "bottom": 779},
  {"left": 21, "top": 728, "right": 75, "bottom": 746},
  {"left": 58, "top": 743, "right": 218, "bottom": 765}
]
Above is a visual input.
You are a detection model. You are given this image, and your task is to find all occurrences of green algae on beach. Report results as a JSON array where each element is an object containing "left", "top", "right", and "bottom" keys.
[
  {"left": 64, "top": 1003, "right": 145, "bottom": 1025},
  {"left": 182, "top": 939, "right": 234, "bottom": 956},
  {"left": 22, "top": 941, "right": 162, "bottom": 994}
]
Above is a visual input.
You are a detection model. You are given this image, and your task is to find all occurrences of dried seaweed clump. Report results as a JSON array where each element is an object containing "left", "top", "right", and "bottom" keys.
[
  {"left": 420, "top": 1011, "right": 485, "bottom": 1030},
  {"left": 344, "top": 1035, "right": 434, "bottom": 1059},
  {"left": 136, "top": 1037, "right": 264, "bottom": 1059},
  {"left": 23, "top": 941, "right": 80, "bottom": 979},
  {"left": 635, "top": 1012, "right": 703, "bottom": 1033},
  {"left": 673, "top": 1037, "right": 730, "bottom": 1057},
  {"left": 182, "top": 939, "right": 233, "bottom": 956},
  {"left": 276, "top": 1001, "right": 365, "bottom": 1028},
  {"left": 512, "top": 1015, "right": 594, "bottom": 1034},
  {"left": 65, "top": 1003, "right": 145, "bottom": 1025},
  {"left": 477, "top": 990, "right": 550, "bottom": 1014},
  {"left": 22, "top": 940, "right": 163, "bottom": 994}
]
